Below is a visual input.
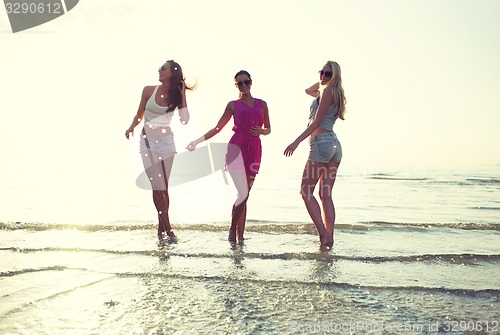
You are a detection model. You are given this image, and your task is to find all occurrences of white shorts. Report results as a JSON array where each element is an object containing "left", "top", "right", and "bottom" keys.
[{"left": 139, "top": 133, "right": 176, "bottom": 155}]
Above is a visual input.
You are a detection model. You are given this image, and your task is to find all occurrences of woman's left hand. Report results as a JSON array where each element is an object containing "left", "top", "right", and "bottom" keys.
[{"left": 250, "top": 126, "right": 267, "bottom": 136}]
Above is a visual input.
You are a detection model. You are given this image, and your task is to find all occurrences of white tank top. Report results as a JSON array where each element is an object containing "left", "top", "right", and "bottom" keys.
[{"left": 144, "top": 86, "right": 174, "bottom": 129}]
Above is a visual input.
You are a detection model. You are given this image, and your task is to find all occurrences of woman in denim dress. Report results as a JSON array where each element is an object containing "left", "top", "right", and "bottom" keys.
[{"left": 284, "top": 61, "right": 346, "bottom": 250}]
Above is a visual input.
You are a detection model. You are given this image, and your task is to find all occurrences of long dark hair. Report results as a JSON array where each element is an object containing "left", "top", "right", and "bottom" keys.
[{"left": 164, "top": 60, "right": 196, "bottom": 112}]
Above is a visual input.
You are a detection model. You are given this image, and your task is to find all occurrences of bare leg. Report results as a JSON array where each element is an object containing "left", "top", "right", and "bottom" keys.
[
  {"left": 236, "top": 204, "right": 247, "bottom": 240},
  {"left": 142, "top": 151, "right": 175, "bottom": 239},
  {"left": 228, "top": 168, "right": 251, "bottom": 242},
  {"left": 236, "top": 175, "right": 255, "bottom": 241},
  {"left": 300, "top": 161, "right": 329, "bottom": 245},
  {"left": 319, "top": 162, "right": 340, "bottom": 247},
  {"left": 152, "top": 190, "right": 170, "bottom": 235}
]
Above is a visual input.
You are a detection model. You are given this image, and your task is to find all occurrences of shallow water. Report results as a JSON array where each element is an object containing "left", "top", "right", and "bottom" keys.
[
  {"left": 1, "top": 165, "right": 499, "bottom": 334},
  {"left": 1, "top": 221, "right": 499, "bottom": 334}
]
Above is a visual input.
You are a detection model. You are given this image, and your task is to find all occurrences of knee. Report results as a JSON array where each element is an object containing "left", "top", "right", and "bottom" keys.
[
  {"left": 150, "top": 179, "right": 167, "bottom": 191},
  {"left": 300, "top": 185, "right": 314, "bottom": 202},
  {"left": 153, "top": 189, "right": 167, "bottom": 195},
  {"left": 153, "top": 190, "right": 169, "bottom": 202},
  {"left": 318, "top": 192, "right": 329, "bottom": 202},
  {"left": 236, "top": 189, "right": 249, "bottom": 203},
  {"left": 318, "top": 186, "right": 332, "bottom": 202}
]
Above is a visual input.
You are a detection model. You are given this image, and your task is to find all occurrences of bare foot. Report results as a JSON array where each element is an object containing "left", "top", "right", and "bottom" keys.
[
  {"left": 320, "top": 240, "right": 333, "bottom": 251},
  {"left": 237, "top": 236, "right": 245, "bottom": 245},
  {"left": 158, "top": 230, "right": 177, "bottom": 243},
  {"left": 168, "top": 230, "right": 177, "bottom": 241}
]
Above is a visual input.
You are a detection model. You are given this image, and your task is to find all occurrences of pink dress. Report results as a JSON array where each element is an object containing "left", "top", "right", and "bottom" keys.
[{"left": 226, "top": 99, "right": 264, "bottom": 175}]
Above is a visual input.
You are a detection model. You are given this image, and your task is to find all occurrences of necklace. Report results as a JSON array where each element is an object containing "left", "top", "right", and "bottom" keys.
[{"left": 159, "top": 86, "right": 168, "bottom": 99}]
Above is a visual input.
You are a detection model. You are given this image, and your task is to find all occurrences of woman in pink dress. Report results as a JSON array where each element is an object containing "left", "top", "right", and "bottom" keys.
[{"left": 187, "top": 70, "right": 271, "bottom": 243}]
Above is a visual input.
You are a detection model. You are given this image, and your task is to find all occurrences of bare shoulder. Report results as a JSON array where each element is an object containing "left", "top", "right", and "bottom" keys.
[
  {"left": 226, "top": 100, "right": 235, "bottom": 112},
  {"left": 139, "top": 85, "right": 155, "bottom": 101},
  {"left": 324, "top": 86, "right": 335, "bottom": 96},
  {"left": 320, "top": 86, "right": 334, "bottom": 100},
  {"left": 255, "top": 98, "right": 267, "bottom": 108},
  {"left": 142, "top": 85, "right": 155, "bottom": 94}
]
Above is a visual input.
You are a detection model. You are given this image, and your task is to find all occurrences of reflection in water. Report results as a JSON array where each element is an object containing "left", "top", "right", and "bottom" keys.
[
  {"left": 230, "top": 242, "right": 245, "bottom": 269},
  {"left": 309, "top": 254, "right": 338, "bottom": 283},
  {"left": 156, "top": 240, "right": 174, "bottom": 274}
]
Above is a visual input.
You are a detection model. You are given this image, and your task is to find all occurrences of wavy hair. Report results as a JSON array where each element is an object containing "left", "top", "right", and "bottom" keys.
[
  {"left": 324, "top": 61, "right": 346, "bottom": 120},
  {"left": 163, "top": 60, "right": 196, "bottom": 112}
]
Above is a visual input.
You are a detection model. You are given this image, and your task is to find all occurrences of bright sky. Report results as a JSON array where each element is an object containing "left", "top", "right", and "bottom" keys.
[{"left": 1, "top": 0, "right": 499, "bottom": 187}]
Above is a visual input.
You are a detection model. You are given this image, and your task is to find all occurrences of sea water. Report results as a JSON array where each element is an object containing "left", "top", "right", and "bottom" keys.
[{"left": 1, "top": 163, "right": 499, "bottom": 334}]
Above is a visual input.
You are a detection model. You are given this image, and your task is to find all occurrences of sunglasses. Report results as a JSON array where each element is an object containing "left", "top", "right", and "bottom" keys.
[
  {"left": 159, "top": 64, "right": 168, "bottom": 71},
  {"left": 319, "top": 70, "right": 332, "bottom": 78},
  {"left": 236, "top": 79, "right": 252, "bottom": 87}
]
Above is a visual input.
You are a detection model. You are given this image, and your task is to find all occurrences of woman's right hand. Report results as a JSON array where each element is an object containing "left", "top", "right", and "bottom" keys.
[
  {"left": 305, "top": 82, "right": 320, "bottom": 97},
  {"left": 284, "top": 141, "right": 299, "bottom": 157},
  {"left": 186, "top": 141, "right": 197, "bottom": 151},
  {"left": 125, "top": 128, "right": 134, "bottom": 139}
]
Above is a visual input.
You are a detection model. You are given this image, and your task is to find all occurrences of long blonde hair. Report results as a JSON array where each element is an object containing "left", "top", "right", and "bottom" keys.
[{"left": 324, "top": 61, "right": 346, "bottom": 120}]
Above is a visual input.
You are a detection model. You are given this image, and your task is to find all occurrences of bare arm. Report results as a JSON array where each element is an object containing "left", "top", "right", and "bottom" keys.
[
  {"left": 305, "top": 82, "right": 320, "bottom": 97},
  {"left": 125, "top": 86, "right": 152, "bottom": 139},
  {"left": 186, "top": 101, "right": 234, "bottom": 151},
  {"left": 250, "top": 100, "right": 271, "bottom": 136},
  {"left": 178, "top": 80, "right": 190, "bottom": 125},
  {"left": 284, "top": 87, "right": 333, "bottom": 157}
]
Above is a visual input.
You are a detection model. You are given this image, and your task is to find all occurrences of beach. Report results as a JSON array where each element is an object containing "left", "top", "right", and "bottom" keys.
[
  {"left": 1, "top": 164, "right": 499, "bottom": 334},
  {"left": 2, "top": 0, "right": 500, "bottom": 332}
]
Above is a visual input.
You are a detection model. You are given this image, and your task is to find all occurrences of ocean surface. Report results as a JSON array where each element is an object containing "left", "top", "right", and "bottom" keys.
[{"left": 1, "top": 162, "right": 499, "bottom": 334}]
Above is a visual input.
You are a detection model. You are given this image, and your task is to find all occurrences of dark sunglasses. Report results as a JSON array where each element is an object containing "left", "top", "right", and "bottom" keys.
[
  {"left": 159, "top": 64, "right": 168, "bottom": 71},
  {"left": 236, "top": 79, "right": 252, "bottom": 87},
  {"left": 319, "top": 70, "right": 332, "bottom": 78}
]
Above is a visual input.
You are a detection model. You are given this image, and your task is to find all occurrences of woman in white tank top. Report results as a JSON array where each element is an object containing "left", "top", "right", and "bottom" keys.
[{"left": 125, "top": 60, "right": 195, "bottom": 241}]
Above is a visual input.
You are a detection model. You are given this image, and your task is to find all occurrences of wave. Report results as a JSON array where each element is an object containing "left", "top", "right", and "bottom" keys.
[
  {"left": 359, "top": 220, "right": 500, "bottom": 231},
  {"left": 2, "top": 264, "right": 498, "bottom": 299},
  {"left": 365, "top": 173, "right": 500, "bottom": 186},
  {"left": 471, "top": 206, "right": 500, "bottom": 211},
  {"left": 368, "top": 176, "right": 428, "bottom": 181},
  {"left": 466, "top": 178, "right": 500, "bottom": 185},
  {"left": 117, "top": 272, "right": 500, "bottom": 298},
  {"left": 2, "top": 220, "right": 499, "bottom": 232},
  {"left": 0, "top": 265, "right": 67, "bottom": 277},
  {"left": 430, "top": 178, "right": 500, "bottom": 187},
  {"left": 2, "top": 246, "right": 498, "bottom": 265}
]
